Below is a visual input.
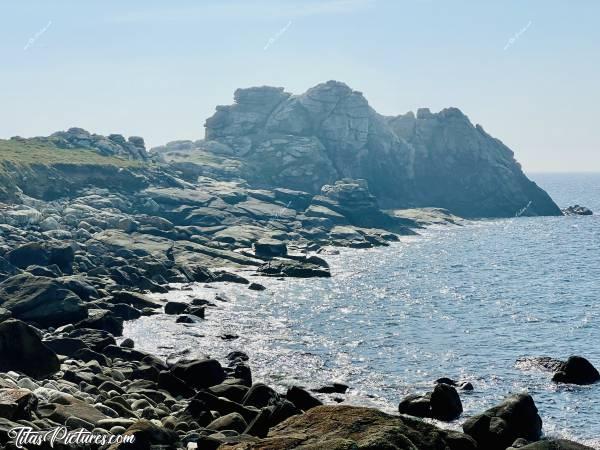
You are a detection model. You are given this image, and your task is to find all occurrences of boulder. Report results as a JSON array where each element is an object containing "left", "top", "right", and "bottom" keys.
[
  {"left": 170, "top": 359, "right": 226, "bottom": 389},
  {"left": 206, "top": 412, "right": 248, "bottom": 434},
  {"left": 37, "top": 394, "right": 109, "bottom": 426},
  {"left": 398, "top": 393, "right": 432, "bottom": 418},
  {"left": 218, "top": 405, "right": 476, "bottom": 450},
  {"left": 6, "top": 242, "right": 74, "bottom": 273},
  {"left": 242, "top": 383, "right": 280, "bottom": 409},
  {"left": 68, "top": 328, "right": 116, "bottom": 352},
  {"left": 111, "top": 291, "right": 161, "bottom": 309},
  {"left": 462, "top": 393, "right": 542, "bottom": 450},
  {"left": 0, "top": 319, "right": 59, "bottom": 378},
  {"left": 75, "top": 309, "right": 124, "bottom": 336},
  {"left": 253, "top": 238, "right": 287, "bottom": 258},
  {"left": 398, "top": 383, "right": 462, "bottom": 421},
  {"left": 0, "top": 274, "right": 87, "bottom": 327},
  {"left": 286, "top": 386, "right": 322, "bottom": 412},
  {"left": 43, "top": 337, "right": 88, "bottom": 357},
  {"left": 430, "top": 383, "right": 463, "bottom": 421},
  {"left": 108, "top": 420, "right": 179, "bottom": 449},
  {"left": 552, "top": 356, "right": 600, "bottom": 385},
  {"left": 165, "top": 301, "right": 188, "bottom": 315}
]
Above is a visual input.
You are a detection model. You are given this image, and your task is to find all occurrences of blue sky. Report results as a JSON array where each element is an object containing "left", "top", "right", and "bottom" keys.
[{"left": 1, "top": 0, "right": 598, "bottom": 171}]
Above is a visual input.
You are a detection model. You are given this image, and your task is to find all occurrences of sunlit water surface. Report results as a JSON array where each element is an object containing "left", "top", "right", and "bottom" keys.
[{"left": 125, "top": 173, "right": 600, "bottom": 447}]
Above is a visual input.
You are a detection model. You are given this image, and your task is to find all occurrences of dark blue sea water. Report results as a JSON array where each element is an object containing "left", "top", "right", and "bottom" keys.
[{"left": 125, "top": 173, "right": 600, "bottom": 447}]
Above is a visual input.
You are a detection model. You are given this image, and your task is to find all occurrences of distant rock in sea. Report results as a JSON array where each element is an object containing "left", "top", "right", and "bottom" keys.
[
  {"left": 562, "top": 205, "right": 593, "bottom": 215},
  {"left": 154, "top": 80, "right": 562, "bottom": 218}
]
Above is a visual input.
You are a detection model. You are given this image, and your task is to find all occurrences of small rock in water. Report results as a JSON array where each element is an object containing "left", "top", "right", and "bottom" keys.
[
  {"left": 562, "top": 205, "right": 593, "bottom": 215},
  {"left": 552, "top": 356, "right": 600, "bottom": 385},
  {"left": 175, "top": 315, "right": 196, "bottom": 324},
  {"left": 312, "top": 383, "right": 349, "bottom": 394},
  {"left": 248, "top": 282, "right": 266, "bottom": 291},
  {"left": 120, "top": 338, "right": 135, "bottom": 348},
  {"left": 165, "top": 301, "right": 188, "bottom": 315},
  {"left": 220, "top": 334, "right": 239, "bottom": 340},
  {"left": 398, "top": 383, "right": 463, "bottom": 421}
]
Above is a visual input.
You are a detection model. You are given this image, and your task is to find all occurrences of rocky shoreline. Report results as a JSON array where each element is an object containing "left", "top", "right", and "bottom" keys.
[
  {"left": 0, "top": 82, "right": 595, "bottom": 448},
  {"left": 0, "top": 178, "right": 596, "bottom": 449}
]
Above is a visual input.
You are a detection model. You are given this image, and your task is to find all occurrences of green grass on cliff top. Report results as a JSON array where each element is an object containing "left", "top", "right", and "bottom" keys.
[{"left": 0, "top": 138, "right": 143, "bottom": 174}]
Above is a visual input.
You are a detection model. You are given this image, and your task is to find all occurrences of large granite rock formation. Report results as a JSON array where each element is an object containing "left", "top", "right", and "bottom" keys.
[{"left": 162, "top": 81, "right": 561, "bottom": 218}]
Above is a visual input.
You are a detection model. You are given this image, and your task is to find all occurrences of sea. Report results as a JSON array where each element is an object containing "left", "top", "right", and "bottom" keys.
[{"left": 124, "top": 172, "right": 600, "bottom": 447}]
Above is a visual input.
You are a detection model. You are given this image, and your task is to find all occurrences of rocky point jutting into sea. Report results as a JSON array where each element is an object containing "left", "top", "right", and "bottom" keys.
[{"left": 0, "top": 81, "right": 596, "bottom": 449}]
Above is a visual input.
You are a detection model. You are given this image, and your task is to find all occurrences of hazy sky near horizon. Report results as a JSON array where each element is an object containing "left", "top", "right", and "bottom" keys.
[{"left": 1, "top": 0, "right": 598, "bottom": 172}]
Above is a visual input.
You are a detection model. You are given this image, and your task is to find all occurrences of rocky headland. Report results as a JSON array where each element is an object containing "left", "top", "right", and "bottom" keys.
[{"left": 0, "top": 82, "right": 594, "bottom": 449}]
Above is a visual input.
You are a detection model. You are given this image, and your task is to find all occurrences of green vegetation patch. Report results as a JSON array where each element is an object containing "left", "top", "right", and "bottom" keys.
[{"left": 0, "top": 138, "right": 143, "bottom": 174}]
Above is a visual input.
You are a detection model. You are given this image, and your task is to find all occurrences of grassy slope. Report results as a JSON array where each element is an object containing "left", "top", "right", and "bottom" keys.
[{"left": 0, "top": 139, "right": 143, "bottom": 174}]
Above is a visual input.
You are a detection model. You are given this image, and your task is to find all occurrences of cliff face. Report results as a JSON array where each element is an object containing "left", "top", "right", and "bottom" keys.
[
  {"left": 386, "top": 108, "right": 562, "bottom": 217},
  {"left": 187, "top": 80, "right": 560, "bottom": 218}
]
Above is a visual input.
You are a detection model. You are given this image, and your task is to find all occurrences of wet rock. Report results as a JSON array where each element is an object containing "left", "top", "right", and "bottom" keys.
[
  {"left": 398, "top": 393, "right": 432, "bottom": 418},
  {"left": 186, "top": 306, "right": 206, "bottom": 319},
  {"left": 120, "top": 338, "right": 135, "bottom": 348},
  {"left": 435, "top": 377, "right": 473, "bottom": 390},
  {"left": 462, "top": 393, "right": 542, "bottom": 450},
  {"left": 516, "top": 356, "right": 566, "bottom": 372},
  {"left": 399, "top": 383, "right": 462, "bottom": 421},
  {"left": 0, "top": 319, "right": 59, "bottom": 378},
  {"left": 242, "top": 383, "right": 280, "bottom": 409},
  {"left": 176, "top": 314, "right": 196, "bottom": 324},
  {"left": 258, "top": 259, "right": 330, "bottom": 278},
  {"left": 313, "top": 383, "right": 349, "bottom": 394},
  {"left": 171, "top": 359, "right": 226, "bottom": 389},
  {"left": 552, "top": 356, "right": 600, "bottom": 385},
  {"left": 430, "top": 383, "right": 463, "bottom": 421},
  {"left": 157, "top": 371, "right": 195, "bottom": 398},
  {"left": 286, "top": 386, "right": 322, "bottom": 412},
  {"left": 111, "top": 291, "right": 162, "bottom": 309},
  {"left": 165, "top": 301, "right": 188, "bottom": 315},
  {"left": 248, "top": 282, "right": 266, "bottom": 291}
]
